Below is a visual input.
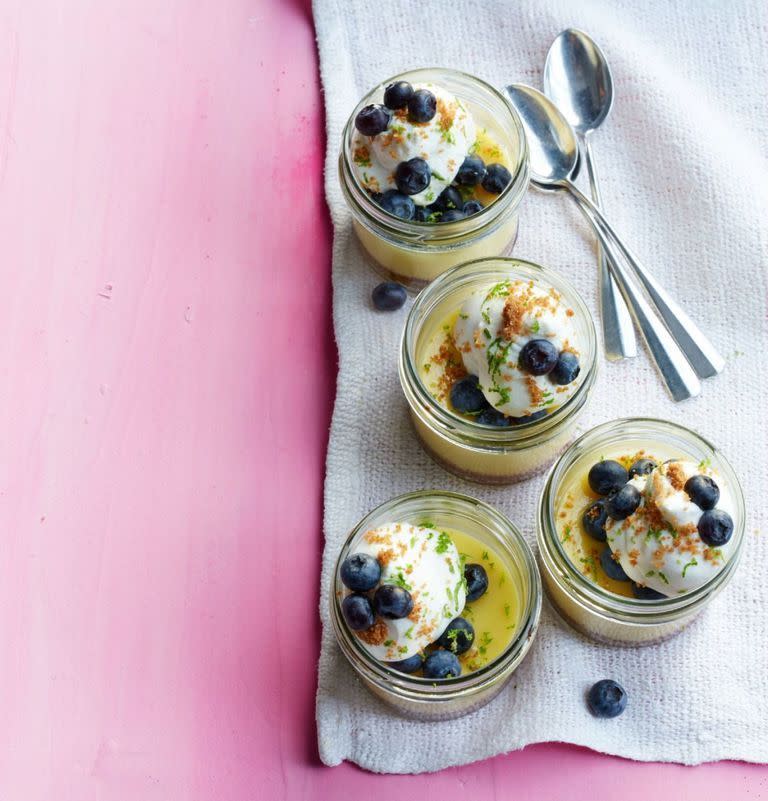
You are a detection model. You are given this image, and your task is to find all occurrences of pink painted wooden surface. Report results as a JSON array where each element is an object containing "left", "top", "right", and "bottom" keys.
[{"left": 0, "top": 0, "right": 766, "bottom": 798}]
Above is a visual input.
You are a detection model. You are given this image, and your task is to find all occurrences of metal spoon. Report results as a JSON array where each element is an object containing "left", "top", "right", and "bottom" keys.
[
  {"left": 504, "top": 83, "right": 724, "bottom": 401},
  {"left": 544, "top": 28, "right": 637, "bottom": 362}
]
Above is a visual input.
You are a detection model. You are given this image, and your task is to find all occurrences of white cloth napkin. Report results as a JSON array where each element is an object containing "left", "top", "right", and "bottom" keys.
[{"left": 313, "top": 0, "right": 768, "bottom": 773}]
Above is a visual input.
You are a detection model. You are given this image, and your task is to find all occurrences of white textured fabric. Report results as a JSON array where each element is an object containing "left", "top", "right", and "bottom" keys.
[{"left": 313, "top": 0, "right": 768, "bottom": 773}]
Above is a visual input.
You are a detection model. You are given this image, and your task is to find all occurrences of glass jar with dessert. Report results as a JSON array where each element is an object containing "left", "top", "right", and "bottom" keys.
[
  {"left": 339, "top": 68, "right": 529, "bottom": 289},
  {"left": 399, "top": 257, "right": 597, "bottom": 484},
  {"left": 537, "top": 418, "right": 746, "bottom": 646},
  {"left": 330, "top": 490, "right": 541, "bottom": 720}
]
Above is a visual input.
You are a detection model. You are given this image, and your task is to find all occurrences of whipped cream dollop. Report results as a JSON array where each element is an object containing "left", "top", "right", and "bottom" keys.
[
  {"left": 452, "top": 279, "right": 581, "bottom": 418},
  {"left": 606, "top": 460, "right": 736, "bottom": 596},
  {"left": 350, "top": 83, "right": 476, "bottom": 205},
  {"left": 348, "top": 523, "right": 465, "bottom": 661}
]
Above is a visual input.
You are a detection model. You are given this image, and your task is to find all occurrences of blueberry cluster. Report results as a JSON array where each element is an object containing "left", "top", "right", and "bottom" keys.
[
  {"left": 448, "top": 343, "right": 580, "bottom": 427},
  {"left": 373, "top": 156, "right": 511, "bottom": 224},
  {"left": 580, "top": 458, "right": 734, "bottom": 597},
  {"left": 353, "top": 81, "right": 512, "bottom": 223},
  {"left": 685, "top": 473, "right": 733, "bottom": 546},
  {"left": 519, "top": 340, "right": 581, "bottom": 385},
  {"left": 353, "top": 82, "right": 436, "bottom": 142},
  {"left": 580, "top": 458, "right": 660, "bottom": 596},
  {"left": 340, "top": 553, "right": 413, "bottom": 631},
  {"left": 339, "top": 551, "right": 490, "bottom": 679}
]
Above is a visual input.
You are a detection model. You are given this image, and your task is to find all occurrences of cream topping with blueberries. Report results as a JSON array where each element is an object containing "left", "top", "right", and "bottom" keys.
[
  {"left": 337, "top": 523, "right": 519, "bottom": 680},
  {"left": 339, "top": 523, "right": 466, "bottom": 662},
  {"left": 450, "top": 279, "right": 582, "bottom": 421},
  {"left": 351, "top": 83, "right": 475, "bottom": 206},
  {"left": 349, "top": 79, "right": 513, "bottom": 222},
  {"left": 581, "top": 455, "right": 736, "bottom": 597}
]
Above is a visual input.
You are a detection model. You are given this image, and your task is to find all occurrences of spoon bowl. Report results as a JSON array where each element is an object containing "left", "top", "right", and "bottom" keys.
[
  {"left": 544, "top": 28, "right": 614, "bottom": 135},
  {"left": 504, "top": 84, "right": 578, "bottom": 185}
]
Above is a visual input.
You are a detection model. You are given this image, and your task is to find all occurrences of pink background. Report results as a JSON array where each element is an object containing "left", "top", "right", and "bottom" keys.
[{"left": 1, "top": 0, "right": 766, "bottom": 798}]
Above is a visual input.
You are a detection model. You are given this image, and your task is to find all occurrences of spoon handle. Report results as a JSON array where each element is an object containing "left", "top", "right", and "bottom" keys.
[
  {"left": 563, "top": 182, "right": 701, "bottom": 401},
  {"left": 581, "top": 135, "right": 637, "bottom": 361},
  {"left": 568, "top": 182, "right": 725, "bottom": 379}
]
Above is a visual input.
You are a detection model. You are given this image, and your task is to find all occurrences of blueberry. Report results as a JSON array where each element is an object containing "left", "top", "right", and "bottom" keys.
[
  {"left": 439, "top": 209, "right": 466, "bottom": 222},
  {"left": 373, "top": 584, "right": 414, "bottom": 619},
  {"left": 340, "top": 552, "right": 382, "bottom": 591},
  {"left": 372, "top": 281, "right": 407, "bottom": 311},
  {"left": 354, "top": 104, "right": 392, "bottom": 136},
  {"left": 632, "top": 583, "right": 666, "bottom": 600},
  {"left": 582, "top": 500, "right": 608, "bottom": 541},
  {"left": 698, "top": 509, "right": 734, "bottom": 546},
  {"left": 588, "top": 460, "right": 628, "bottom": 496},
  {"left": 606, "top": 484, "right": 642, "bottom": 520},
  {"left": 455, "top": 155, "right": 486, "bottom": 186},
  {"left": 684, "top": 475, "right": 720, "bottom": 511},
  {"left": 435, "top": 186, "right": 464, "bottom": 211},
  {"left": 464, "top": 563, "right": 489, "bottom": 601},
  {"left": 450, "top": 375, "right": 488, "bottom": 414},
  {"left": 388, "top": 652, "right": 422, "bottom": 674},
  {"left": 378, "top": 189, "right": 415, "bottom": 220},
  {"left": 341, "top": 594, "right": 375, "bottom": 631},
  {"left": 395, "top": 157, "right": 431, "bottom": 195},
  {"left": 407, "top": 88, "right": 437, "bottom": 123},
  {"left": 600, "top": 546, "right": 630, "bottom": 581},
  {"left": 628, "top": 458, "right": 656, "bottom": 479},
  {"left": 437, "top": 617, "right": 475, "bottom": 655},
  {"left": 476, "top": 407, "right": 510, "bottom": 427},
  {"left": 462, "top": 200, "right": 483, "bottom": 216},
  {"left": 414, "top": 205, "right": 431, "bottom": 222},
  {"left": 481, "top": 163, "right": 512, "bottom": 194},
  {"left": 422, "top": 650, "right": 461, "bottom": 679},
  {"left": 551, "top": 352, "right": 580, "bottom": 385},
  {"left": 383, "top": 80, "right": 413, "bottom": 110},
  {"left": 509, "top": 410, "right": 548, "bottom": 425},
  {"left": 587, "top": 679, "right": 628, "bottom": 719},
  {"left": 519, "top": 339, "right": 559, "bottom": 375}
]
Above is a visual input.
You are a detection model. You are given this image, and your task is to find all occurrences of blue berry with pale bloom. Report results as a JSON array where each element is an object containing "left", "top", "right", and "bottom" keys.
[{"left": 423, "top": 650, "right": 461, "bottom": 679}]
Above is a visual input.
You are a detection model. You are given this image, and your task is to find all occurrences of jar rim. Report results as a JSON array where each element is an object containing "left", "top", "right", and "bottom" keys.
[
  {"left": 399, "top": 257, "right": 598, "bottom": 448},
  {"left": 330, "top": 490, "right": 542, "bottom": 700},
  {"left": 537, "top": 417, "right": 746, "bottom": 622},
  {"left": 339, "top": 67, "right": 530, "bottom": 245}
]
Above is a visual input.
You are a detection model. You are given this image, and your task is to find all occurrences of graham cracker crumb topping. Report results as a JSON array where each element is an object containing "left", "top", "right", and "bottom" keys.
[
  {"left": 431, "top": 335, "right": 467, "bottom": 402},
  {"left": 436, "top": 97, "right": 457, "bottom": 132},
  {"left": 364, "top": 529, "right": 392, "bottom": 546},
  {"left": 356, "top": 618, "right": 388, "bottom": 646},
  {"left": 525, "top": 375, "right": 543, "bottom": 406},
  {"left": 501, "top": 294, "right": 526, "bottom": 339},
  {"left": 666, "top": 462, "right": 686, "bottom": 491}
]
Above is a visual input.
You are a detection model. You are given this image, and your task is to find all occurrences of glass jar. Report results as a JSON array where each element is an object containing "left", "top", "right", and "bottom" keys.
[
  {"left": 338, "top": 68, "right": 529, "bottom": 290},
  {"left": 399, "top": 257, "right": 598, "bottom": 484},
  {"left": 330, "top": 490, "right": 541, "bottom": 721},
  {"left": 537, "top": 418, "right": 746, "bottom": 646}
]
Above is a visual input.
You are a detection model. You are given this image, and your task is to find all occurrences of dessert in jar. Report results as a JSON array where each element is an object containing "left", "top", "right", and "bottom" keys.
[
  {"left": 338, "top": 68, "right": 529, "bottom": 289},
  {"left": 330, "top": 491, "right": 541, "bottom": 720},
  {"left": 399, "top": 257, "right": 597, "bottom": 484},
  {"left": 537, "top": 418, "right": 745, "bottom": 646}
]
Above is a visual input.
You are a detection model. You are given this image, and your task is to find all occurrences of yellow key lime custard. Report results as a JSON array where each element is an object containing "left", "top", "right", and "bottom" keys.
[
  {"left": 339, "top": 68, "right": 528, "bottom": 289},
  {"left": 537, "top": 418, "right": 745, "bottom": 646},
  {"left": 330, "top": 491, "right": 541, "bottom": 720},
  {"left": 399, "top": 258, "right": 597, "bottom": 484}
]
